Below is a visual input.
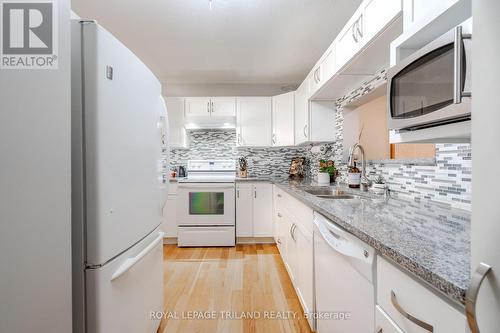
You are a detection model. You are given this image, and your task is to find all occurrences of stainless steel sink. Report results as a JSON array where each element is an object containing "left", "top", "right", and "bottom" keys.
[{"left": 304, "top": 189, "right": 358, "bottom": 199}]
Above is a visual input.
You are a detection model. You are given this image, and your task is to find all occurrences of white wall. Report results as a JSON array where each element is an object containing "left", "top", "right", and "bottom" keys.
[{"left": 0, "top": 1, "right": 72, "bottom": 332}]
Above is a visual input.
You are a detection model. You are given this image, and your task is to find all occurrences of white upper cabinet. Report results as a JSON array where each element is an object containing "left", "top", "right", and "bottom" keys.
[
  {"left": 185, "top": 97, "right": 236, "bottom": 118},
  {"left": 294, "top": 80, "right": 310, "bottom": 145},
  {"left": 272, "top": 92, "right": 295, "bottom": 146},
  {"left": 402, "top": 0, "right": 460, "bottom": 32},
  {"left": 164, "top": 97, "right": 188, "bottom": 149},
  {"left": 310, "top": 0, "right": 402, "bottom": 99},
  {"left": 363, "top": 0, "right": 402, "bottom": 42},
  {"left": 309, "top": 43, "right": 336, "bottom": 98},
  {"left": 336, "top": 8, "right": 365, "bottom": 73},
  {"left": 236, "top": 97, "right": 272, "bottom": 147},
  {"left": 210, "top": 97, "right": 236, "bottom": 118},
  {"left": 185, "top": 97, "right": 211, "bottom": 117},
  {"left": 294, "top": 81, "right": 336, "bottom": 146}
]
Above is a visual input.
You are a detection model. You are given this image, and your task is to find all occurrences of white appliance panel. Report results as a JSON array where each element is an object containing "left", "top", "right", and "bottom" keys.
[
  {"left": 313, "top": 213, "right": 375, "bottom": 333},
  {"left": 82, "top": 23, "right": 165, "bottom": 265},
  {"left": 86, "top": 228, "right": 164, "bottom": 333},
  {"left": 177, "top": 226, "right": 235, "bottom": 247}
]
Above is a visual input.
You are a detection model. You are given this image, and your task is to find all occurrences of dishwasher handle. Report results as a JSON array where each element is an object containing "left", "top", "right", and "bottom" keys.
[{"left": 314, "top": 216, "right": 370, "bottom": 262}]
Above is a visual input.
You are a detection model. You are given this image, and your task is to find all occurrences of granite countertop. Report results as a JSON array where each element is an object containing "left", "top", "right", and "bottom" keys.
[{"left": 240, "top": 176, "right": 470, "bottom": 305}]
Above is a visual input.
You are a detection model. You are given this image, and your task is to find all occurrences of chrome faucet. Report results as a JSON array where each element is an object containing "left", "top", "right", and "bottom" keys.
[{"left": 347, "top": 143, "right": 372, "bottom": 191}]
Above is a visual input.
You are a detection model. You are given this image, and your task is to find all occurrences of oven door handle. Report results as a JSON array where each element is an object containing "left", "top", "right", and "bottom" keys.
[
  {"left": 178, "top": 183, "right": 235, "bottom": 190},
  {"left": 454, "top": 25, "right": 472, "bottom": 104}
]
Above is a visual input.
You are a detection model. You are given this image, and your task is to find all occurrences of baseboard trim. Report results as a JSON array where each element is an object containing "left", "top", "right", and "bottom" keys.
[
  {"left": 163, "top": 237, "right": 178, "bottom": 245},
  {"left": 237, "top": 237, "right": 276, "bottom": 244}
]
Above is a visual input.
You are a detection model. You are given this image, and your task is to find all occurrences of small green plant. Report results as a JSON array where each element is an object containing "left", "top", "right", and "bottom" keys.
[{"left": 319, "top": 159, "right": 336, "bottom": 176}]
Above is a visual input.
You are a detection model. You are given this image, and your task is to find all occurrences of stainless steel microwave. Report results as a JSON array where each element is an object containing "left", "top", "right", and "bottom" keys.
[{"left": 387, "top": 22, "right": 472, "bottom": 132}]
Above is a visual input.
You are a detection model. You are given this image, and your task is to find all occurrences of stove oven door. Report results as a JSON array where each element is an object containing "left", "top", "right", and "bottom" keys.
[{"left": 177, "top": 182, "right": 235, "bottom": 226}]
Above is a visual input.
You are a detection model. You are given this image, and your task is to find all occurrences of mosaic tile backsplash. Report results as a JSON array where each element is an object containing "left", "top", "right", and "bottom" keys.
[
  {"left": 332, "top": 68, "right": 471, "bottom": 210},
  {"left": 169, "top": 130, "right": 335, "bottom": 179},
  {"left": 169, "top": 68, "right": 472, "bottom": 210}
]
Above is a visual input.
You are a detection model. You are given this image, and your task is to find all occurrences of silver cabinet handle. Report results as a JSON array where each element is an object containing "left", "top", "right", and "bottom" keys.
[
  {"left": 351, "top": 22, "right": 358, "bottom": 43},
  {"left": 289, "top": 224, "right": 296, "bottom": 242},
  {"left": 391, "top": 290, "right": 434, "bottom": 332},
  {"left": 276, "top": 239, "right": 281, "bottom": 244},
  {"left": 277, "top": 212, "right": 282, "bottom": 218},
  {"left": 454, "top": 25, "right": 472, "bottom": 104},
  {"left": 237, "top": 190, "right": 240, "bottom": 198},
  {"left": 272, "top": 133, "right": 277, "bottom": 144},
  {"left": 303, "top": 124, "right": 308, "bottom": 139},
  {"left": 207, "top": 101, "right": 210, "bottom": 113},
  {"left": 356, "top": 14, "right": 363, "bottom": 38},
  {"left": 211, "top": 101, "right": 214, "bottom": 113},
  {"left": 374, "top": 329, "right": 382, "bottom": 333},
  {"left": 254, "top": 190, "right": 256, "bottom": 199},
  {"left": 466, "top": 262, "right": 492, "bottom": 333},
  {"left": 277, "top": 194, "right": 282, "bottom": 198}
]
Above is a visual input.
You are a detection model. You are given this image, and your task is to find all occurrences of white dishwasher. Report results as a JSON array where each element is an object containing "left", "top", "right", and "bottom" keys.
[{"left": 313, "top": 212, "right": 376, "bottom": 333}]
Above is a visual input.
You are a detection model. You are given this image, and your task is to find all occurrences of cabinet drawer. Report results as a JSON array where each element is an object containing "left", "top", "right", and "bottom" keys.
[
  {"left": 377, "top": 257, "right": 466, "bottom": 333},
  {"left": 283, "top": 194, "right": 313, "bottom": 235},
  {"left": 375, "top": 305, "right": 404, "bottom": 333}
]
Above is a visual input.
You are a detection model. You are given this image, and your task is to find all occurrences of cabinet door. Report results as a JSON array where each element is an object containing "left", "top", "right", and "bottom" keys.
[
  {"left": 295, "top": 223, "right": 314, "bottom": 321},
  {"left": 236, "top": 184, "right": 253, "bottom": 237},
  {"left": 275, "top": 208, "right": 287, "bottom": 260},
  {"left": 294, "top": 80, "right": 309, "bottom": 145},
  {"left": 211, "top": 97, "right": 236, "bottom": 118},
  {"left": 185, "top": 97, "right": 210, "bottom": 117},
  {"left": 236, "top": 97, "right": 272, "bottom": 147},
  {"left": 285, "top": 217, "right": 298, "bottom": 284},
  {"left": 336, "top": 13, "right": 363, "bottom": 72},
  {"left": 403, "top": 0, "right": 458, "bottom": 32},
  {"left": 272, "top": 92, "right": 295, "bottom": 146},
  {"left": 363, "top": 0, "right": 401, "bottom": 42},
  {"left": 162, "top": 195, "right": 177, "bottom": 237},
  {"left": 165, "top": 97, "right": 187, "bottom": 149},
  {"left": 253, "top": 183, "right": 273, "bottom": 237},
  {"left": 321, "top": 44, "right": 336, "bottom": 84}
]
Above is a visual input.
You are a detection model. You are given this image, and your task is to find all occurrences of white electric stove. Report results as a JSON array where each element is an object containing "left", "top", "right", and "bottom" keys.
[{"left": 177, "top": 160, "right": 236, "bottom": 247}]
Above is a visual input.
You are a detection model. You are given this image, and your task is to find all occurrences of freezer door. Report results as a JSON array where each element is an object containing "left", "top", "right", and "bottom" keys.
[
  {"left": 82, "top": 22, "right": 165, "bottom": 265},
  {"left": 86, "top": 229, "right": 164, "bottom": 333}
]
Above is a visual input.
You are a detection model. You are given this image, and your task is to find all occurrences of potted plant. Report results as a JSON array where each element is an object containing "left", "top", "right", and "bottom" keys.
[
  {"left": 372, "top": 175, "right": 387, "bottom": 194},
  {"left": 319, "top": 159, "right": 337, "bottom": 183}
]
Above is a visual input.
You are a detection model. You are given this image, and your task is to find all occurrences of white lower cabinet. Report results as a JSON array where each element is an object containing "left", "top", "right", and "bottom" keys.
[
  {"left": 236, "top": 182, "right": 273, "bottom": 239},
  {"left": 162, "top": 183, "right": 178, "bottom": 237},
  {"left": 273, "top": 185, "right": 315, "bottom": 330},
  {"left": 252, "top": 183, "right": 273, "bottom": 237},
  {"left": 377, "top": 256, "right": 467, "bottom": 333}
]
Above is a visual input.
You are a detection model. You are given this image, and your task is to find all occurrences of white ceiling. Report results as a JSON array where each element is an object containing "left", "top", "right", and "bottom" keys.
[{"left": 72, "top": 0, "right": 361, "bottom": 95}]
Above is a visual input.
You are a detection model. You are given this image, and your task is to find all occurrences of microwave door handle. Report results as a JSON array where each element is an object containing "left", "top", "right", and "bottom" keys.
[{"left": 454, "top": 25, "right": 472, "bottom": 104}]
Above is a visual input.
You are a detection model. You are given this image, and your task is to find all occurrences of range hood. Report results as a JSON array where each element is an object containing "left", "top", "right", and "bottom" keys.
[{"left": 184, "top": 115, "right": 236, "bottom": 130}]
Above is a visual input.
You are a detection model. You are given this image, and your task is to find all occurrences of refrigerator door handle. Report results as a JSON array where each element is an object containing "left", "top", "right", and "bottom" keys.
[{"left": 110, "top": 232, "right": 164, "bottom": 281}]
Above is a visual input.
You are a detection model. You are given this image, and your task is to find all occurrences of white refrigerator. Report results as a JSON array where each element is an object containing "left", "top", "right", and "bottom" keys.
[{"left": 71, "top": 20, "right": 168, "bottom": 333}]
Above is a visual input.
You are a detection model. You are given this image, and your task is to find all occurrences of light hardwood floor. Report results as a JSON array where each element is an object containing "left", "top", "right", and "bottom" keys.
[{"left": 157, "top": 244, "right": 313, "bottom": 333}]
